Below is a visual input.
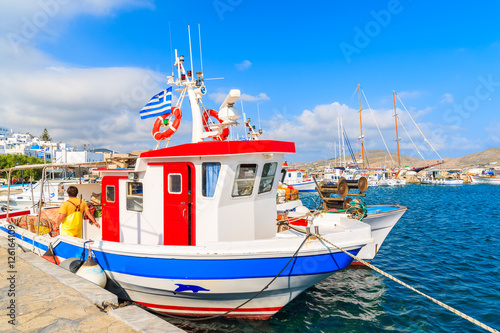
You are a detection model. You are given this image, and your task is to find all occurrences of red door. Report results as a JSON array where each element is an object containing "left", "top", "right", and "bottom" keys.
[
  {"left": 163, "top": 163, "right": 195, "bottom": 246},
  {"left": 102, "top": 176, "right": 124, "bottom": 242}
]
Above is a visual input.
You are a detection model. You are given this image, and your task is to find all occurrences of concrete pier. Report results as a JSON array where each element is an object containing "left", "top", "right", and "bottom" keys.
[{"left": 0, "top": 237, "right": 183, "bottom": 332}]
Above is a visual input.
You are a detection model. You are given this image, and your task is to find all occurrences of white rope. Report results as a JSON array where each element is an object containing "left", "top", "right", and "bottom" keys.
[
  {"left": 397, "top": 113, "right": 427, "bottom": 162},
  {"left": 312, "top": 232, "right": 499, "bottom": 333},
  {"left": 396, "top": 93, "right": 443, "bottom": 160},
  {"left": 361, "top": 89, "right": 395, "bottom": 165}
]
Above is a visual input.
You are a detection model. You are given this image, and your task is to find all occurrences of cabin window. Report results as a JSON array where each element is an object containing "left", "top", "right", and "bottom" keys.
[
  {"left": 259, "top": 162, "right": 277, "bottom": 194},
  {"left": 106, "top": 185, "right": 115, "bottom": 203},
  {"left": 232, "top": 164, "right": 257, "bottom": 197},
  {"left": 126, "top": 182, "right": 143, "bottom": 212},
  {"left": 202, "top": 162, "right": 220, "bottom": 197},
  {"left": 168, "top": 174, "right": 182, "bottom": 194}
]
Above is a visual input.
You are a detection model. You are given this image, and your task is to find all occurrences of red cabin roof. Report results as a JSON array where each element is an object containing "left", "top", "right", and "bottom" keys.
[{"left": 140, "top": 140, "right": 295, "bottom": 158}]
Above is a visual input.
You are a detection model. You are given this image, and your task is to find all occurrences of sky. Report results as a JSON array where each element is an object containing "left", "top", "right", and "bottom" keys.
[{"left": 1, "top": 0, "right": 499, "bottom": 162}]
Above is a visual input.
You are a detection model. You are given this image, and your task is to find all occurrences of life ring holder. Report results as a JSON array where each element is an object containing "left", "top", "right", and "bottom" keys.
[
  {"left": 202, "top": 109, "right": 229, "bottom": 141},
  {"left": 152, "top": 107, "right": 182, "bottom": 141}
]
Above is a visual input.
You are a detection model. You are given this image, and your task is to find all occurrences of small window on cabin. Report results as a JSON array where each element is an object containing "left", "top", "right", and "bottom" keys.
[
  {"left": 259, "top": 162, "right": 277, "bottom": 194},
  {"left": 202, "top": 162, "right": 221, "bottom": 197},
  {"left": 106, "top": 185, "right": 115, "bottom": 203},
  {"left": 168, "top": 174, "right": 182, "bottom": 194},
  {"left": 126, "top": 182, "right": 143, "bottom": 212},
  {"left": 232, "top": 164, "right": 257, "bottom": 197}
]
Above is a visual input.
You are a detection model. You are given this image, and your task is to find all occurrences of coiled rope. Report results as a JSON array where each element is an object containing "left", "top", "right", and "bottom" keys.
[{"left": 311, "top": 230, "right": 499, "bottom": 333}]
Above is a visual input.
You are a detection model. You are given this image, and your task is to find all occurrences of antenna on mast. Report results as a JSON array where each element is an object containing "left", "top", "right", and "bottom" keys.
[
  {"left": 198, "top": 24, "right": 204, "bottom": 76},
  {"left": 188, "top": 25, "right": 194, "bottom": 82},
  {"left": 169, "top": 21, "right": 174, "bottom": 77}
]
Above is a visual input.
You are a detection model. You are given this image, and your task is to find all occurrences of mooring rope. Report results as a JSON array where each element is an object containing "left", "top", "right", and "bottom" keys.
[{"left": 311, "top": 231, "right": 499, "bottom": 333}]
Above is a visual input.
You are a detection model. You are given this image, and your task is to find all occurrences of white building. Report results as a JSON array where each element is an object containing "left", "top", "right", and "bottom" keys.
[
  {"left": 54, "top": 150, "right": 104, "bottom": 164},
  {"left": 0, "top": 128, "right": 104, "bottom": 164}
]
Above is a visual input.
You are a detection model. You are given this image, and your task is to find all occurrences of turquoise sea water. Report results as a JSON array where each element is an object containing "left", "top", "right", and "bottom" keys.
[{"left": 164, "top": 184, "right": 500, "bottom": 332}]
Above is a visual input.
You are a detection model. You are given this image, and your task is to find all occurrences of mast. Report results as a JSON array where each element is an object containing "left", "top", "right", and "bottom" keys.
[
  {"left": 393, "top": 90, "right": 401, "bottom": 167},
  {"left": 358, "top": 84, "right": 365, "bottom": 168},
  {"left": 341, "top": 117, "right": 346, "bottom": 167},
  {"left": 337, "top": 117, "right": 341, "bottom": 166}
]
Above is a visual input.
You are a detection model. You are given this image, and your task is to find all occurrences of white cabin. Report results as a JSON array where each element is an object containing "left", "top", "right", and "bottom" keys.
[{"left": 98, "top": 140, "right": 295, "bottom": 247}]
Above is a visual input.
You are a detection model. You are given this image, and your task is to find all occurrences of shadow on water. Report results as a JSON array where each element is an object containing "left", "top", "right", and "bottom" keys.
[{"left": 158, "top": 185, "right": 500, "bottom": 332}]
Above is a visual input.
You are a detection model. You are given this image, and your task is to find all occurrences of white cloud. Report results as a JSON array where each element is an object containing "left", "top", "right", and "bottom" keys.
[
  {"left": 262, "top": 101, "right": 478, "bottom": 162},
  {"left": 0, "top": 34, "right": 176, "bottom": 152},
  {"left": 397, "top": 90, "right": 423, "bottom": 99},
  {"left": 235, "top": 60, "right": 252, "bottom": 71},
  {"left": 209, "top": 91, "right": 270, "bottom": 104},
  {"left": 240, "top": 93, "right": 270, "bottom": 102},
  {"left": 0, "top": 1, "right": 169, "bottom": 152},
  {"left": 440, "top": 93, "right": 454, "bottom": 104}
]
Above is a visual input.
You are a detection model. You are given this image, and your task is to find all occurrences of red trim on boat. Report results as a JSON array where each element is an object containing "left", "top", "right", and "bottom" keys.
[
  {"left": 137, "top": 301, "right": 282, "bottom": 314},
  {"left": 288, "top": 219, "right": 308, "bottom": 227},
  {"left": 140, "top": 140, "right": 295, "bottom": 158},
  {"left": 0, "top": 210, "right": 31, "bottom": 219},
  {"left": 350, "top": 260, "right": 371, "bottom": 266}
]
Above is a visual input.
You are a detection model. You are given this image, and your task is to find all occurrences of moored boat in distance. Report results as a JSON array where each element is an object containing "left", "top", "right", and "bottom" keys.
[
  {"left": 0, "top": 44, "right": 374, "bottom": 320},
  {"left": 469, "top": 168, "right": 500, "bottom": 185},
  {"left": 420, "top": 170, "right": 464, "bottom": 185},
  {"left": 282, "top": 168, "right": 316, "bottom": 192}
]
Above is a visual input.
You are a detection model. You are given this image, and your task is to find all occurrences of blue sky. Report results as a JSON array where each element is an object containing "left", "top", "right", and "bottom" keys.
[{"left": 1, "top": 0, "right": 499, "bottom": 162}]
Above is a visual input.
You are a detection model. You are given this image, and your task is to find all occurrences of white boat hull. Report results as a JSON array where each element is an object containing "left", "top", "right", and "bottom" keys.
[
  {"left": 286, "top": 205, "right": 406, "bottom": 264},
  {"left": 420, "top": 179, "right": 464, "bottom": 185},
  {"left": 0, "top": 218, "right": 372, "bottom": 319},
  {"left": 469, "top": 175, "right": 500, "bottom": 185},
  {"left": 284, "top": 180, "right": 316, "bottom": 192},
  {"left": 352, "top": 205, "right": 407, "bottom": 264}
]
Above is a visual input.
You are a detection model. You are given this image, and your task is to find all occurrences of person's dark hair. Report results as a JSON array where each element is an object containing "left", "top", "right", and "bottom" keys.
[{"left": 67, "top": 186, "right": 78, "bottom": 197}]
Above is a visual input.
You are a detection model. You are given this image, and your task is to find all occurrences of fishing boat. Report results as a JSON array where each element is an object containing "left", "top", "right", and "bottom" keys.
[
  {"left": 420, "top": 170, "right": 464, "bottom": 185},
  {"left": 378, "top": 170, "right": 406, "bottom": 186},
  {"left": 282, "top": 168, "right": 316, "bottom": 192},
  {"left": 469, "top": 169, "right": 500, "bottom": 185},
  {"left": 366, "top": 172, "right": 380, "bottom": 187},
  {"left": 0, "top": 46, "right": 374, "bottom": 320}
]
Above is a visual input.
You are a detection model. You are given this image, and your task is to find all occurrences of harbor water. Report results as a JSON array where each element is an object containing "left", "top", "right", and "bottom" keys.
[{"left": 163, "top": 184, "right": 500, "bottom": 332}]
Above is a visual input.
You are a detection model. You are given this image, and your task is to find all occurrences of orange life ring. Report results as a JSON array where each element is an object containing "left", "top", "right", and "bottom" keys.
[
  {"left": 202, "top": 109, "right": 229, "bottom": 141},
  {"left": 152, "top": 107, "right": 182, "bottom": 141}
]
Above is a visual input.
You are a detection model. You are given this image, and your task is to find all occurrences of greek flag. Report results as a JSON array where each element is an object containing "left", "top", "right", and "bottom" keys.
[{"left": 140, "top": 87, "right": 172, "bottom": 119}]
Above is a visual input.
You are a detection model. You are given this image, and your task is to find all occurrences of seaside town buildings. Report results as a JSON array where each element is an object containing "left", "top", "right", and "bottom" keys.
[{"left": 0, "top": 127, "right": 104, "bottom": 163}]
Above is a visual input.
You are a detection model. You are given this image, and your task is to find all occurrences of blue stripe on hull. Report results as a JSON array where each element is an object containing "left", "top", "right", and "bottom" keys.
[
  {"left": 3, "top": 226, "right": 360, "bottom": 280},
  {"left": 92, "top": 249, "right": 359, "bottom": 280},
  {"left": 1, "top": 226, "right": 49, "bottom": 252}
]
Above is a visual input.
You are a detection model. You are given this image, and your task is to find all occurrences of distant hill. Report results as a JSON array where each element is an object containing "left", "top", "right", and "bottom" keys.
[{"left": 290, "top": 148, "right": 499, "bottom": 171}]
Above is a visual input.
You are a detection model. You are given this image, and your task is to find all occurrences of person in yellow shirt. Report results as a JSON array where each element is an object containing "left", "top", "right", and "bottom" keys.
[{"left": 57, "top": 186, "right": 100, "bottom": 238}]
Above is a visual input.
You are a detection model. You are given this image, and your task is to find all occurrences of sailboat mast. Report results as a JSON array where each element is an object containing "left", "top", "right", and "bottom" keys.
[
  {"left": 393, "top": 90, "right": 401, "bottom": 167},
  {"left": 358, "top": 84, "right": 365, "bottom": 168},
  {"left": 341, "top": 117, "right": 346, "bottom": 167}
]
